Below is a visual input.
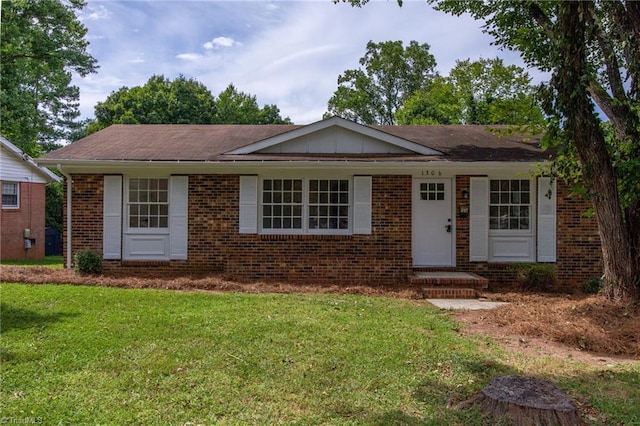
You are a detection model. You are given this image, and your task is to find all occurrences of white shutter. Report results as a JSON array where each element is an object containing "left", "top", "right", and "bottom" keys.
[
  {"left": 169, "top": 176, "right": 188, "bottom": 260},
  {"left": 469, "top": 177, "right": 489, "bottom": 261},
  {"left": 537, "top": 177, "right": 557, "bottom": 262},
  {"left": 239, "top": 176, "right": 258, "bottom": 234},
  {"left": 103, "top": 175, "right": 122, "bottom": 259},
  {"left": 353, "top": 176, "right": 372, "bottom": 234}
]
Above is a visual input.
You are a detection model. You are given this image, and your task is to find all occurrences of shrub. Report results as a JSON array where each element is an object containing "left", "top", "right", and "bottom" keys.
[
  {"left": 74, "top": 250, "right": 103, "bottom": 275},
  {"left": 512, "top": 263, "right": 557, "bottom": 291},
  {"left": 583, "top": 276, "right": 604, "bottom": 294}
]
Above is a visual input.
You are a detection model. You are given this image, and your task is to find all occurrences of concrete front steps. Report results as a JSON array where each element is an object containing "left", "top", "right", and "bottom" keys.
[{"left": 409, "top": 271, "right": 489, "bottom": 299}]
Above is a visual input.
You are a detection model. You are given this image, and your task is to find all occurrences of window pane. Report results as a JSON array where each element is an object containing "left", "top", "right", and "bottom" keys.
[
  {"left": 489, "top": 179, "right": 531, "bottom": 232},
  {"left": 261, "top": 179, "right": 303, "bottom": 230},
  {"left": 127, "top": 178, "right": 169, "bottom": 229}
]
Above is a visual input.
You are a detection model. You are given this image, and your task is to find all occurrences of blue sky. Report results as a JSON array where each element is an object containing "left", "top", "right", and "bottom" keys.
[{"left": 75, "top": 0, "right": 543, "bottom": 124}]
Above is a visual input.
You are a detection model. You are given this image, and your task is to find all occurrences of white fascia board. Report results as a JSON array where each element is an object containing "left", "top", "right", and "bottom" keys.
[
  {"left": 39, "top": 159, "right": 547, "bottom": 177},
  {"left": 225, "top": 116, "right": 443, "bottom": 156},
  {"left": 1, "top": 135, "right": 61, "bottom": 182}
]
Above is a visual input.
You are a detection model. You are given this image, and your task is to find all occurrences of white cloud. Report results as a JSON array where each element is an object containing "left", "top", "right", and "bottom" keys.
[
  {"left": 176, "top": 53, "right": 203, "bottom": 62},
  {"left": 204, "top": 37, "right": 238, "bottom": 50}
]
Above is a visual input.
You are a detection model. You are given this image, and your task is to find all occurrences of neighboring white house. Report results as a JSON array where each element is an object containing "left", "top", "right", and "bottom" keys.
[{"left": 1, "top": 136, "right": 60, "bottom": 260}]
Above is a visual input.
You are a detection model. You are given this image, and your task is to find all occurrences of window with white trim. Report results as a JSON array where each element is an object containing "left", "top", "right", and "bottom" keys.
[
  {"left": 261, "top": 178, "right": 350, "bottom": 233},
  {"left": 128, "top": 178, "right": 169, "bottom": 228},
  {"left": 262, "top": 179, "right": 303, "bottom": 230},
  {"left": 308, "top": 179, "right": 350, "bottom": 230},
  {"left": 489, "top": 179, "right": 530, "bottom": 230},
  {"left": 2, "top": 182, "right": 19, "bottom": 208}
]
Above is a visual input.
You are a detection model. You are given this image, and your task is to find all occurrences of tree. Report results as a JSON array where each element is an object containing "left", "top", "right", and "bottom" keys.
[
  {"left": 343, "top": 0, "right": 640, "bottom": 302},
  {"left": 448, "top": 58, "right": 544, "bottom": 125},
  {"left": 85, "top": 79, "right": 291, "bottom": 135},
  {"left": 0, "top": 0, "right": 98, "bottom": 155},
  {"left": 87, "top": 75, "right": 217, "bottom": 134},
  {"left": 396, "top": 76, "right": 463, "bottom": 124},
  {"left": 214, "top": 84, "right": 291, "bottom": 124},
  {"left": 397, "top": 58, "right": 544, "bottom": 125},
  {"left": 326, "top": 40, "right": 437, "bottom": 125}
]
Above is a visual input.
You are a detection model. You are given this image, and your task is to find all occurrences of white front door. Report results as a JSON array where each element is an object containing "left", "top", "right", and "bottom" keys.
[{"left": 412, "top": 179, "right": 454, "bottom": 266}]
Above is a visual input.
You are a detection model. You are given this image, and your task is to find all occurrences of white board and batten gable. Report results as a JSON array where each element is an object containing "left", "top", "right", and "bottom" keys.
[{"left": 227, "top": 116, "right": 443, "bottom": 156}]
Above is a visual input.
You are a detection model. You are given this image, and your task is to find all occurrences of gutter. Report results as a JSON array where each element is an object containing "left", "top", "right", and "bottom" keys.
[{"left": 57, "top": 164, "right": 73, "bottom": 269}]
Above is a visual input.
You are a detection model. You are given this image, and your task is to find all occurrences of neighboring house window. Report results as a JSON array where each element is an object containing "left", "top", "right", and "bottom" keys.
[
  {"left": 261, "top": 178, "right": 350, "bottom": 233},
  {"left": 128, "top": 178, "right": 169, "bottom": 228},
  {"left": 2, "top": 182, "right": 19, "bottom": 208},
  {"left": 489, "top": 179, "right": 530, "bottom": 230}
]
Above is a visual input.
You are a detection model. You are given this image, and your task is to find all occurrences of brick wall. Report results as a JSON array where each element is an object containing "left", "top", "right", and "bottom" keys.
[
  {"left": 71, "top": 174, "right": 413, "bottom": 285},
  {"left": 0, "top": 181, "right": 46, "bottom": 260},
  {"left": 555, "top": 182, "right": 602, "bottom": 287},
  {"left": 66, "top": 173, "right": 602, "bottom": 289},
  {"left": 418, "top": 176, "right": 602, "bottom": 290}
]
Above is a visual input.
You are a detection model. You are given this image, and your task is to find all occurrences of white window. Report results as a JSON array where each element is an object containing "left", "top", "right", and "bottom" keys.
[
  {"left": 262, "top": 179, "right": 303, "bottom": 230},
  {"left": 2, "top": 182, "right": 19, "bottom": 208},
  {"left": 261, "top": 178, "right": 350, "bottom": 234},
  {"left": 308, "top": 179, "right": 350, "bottom": 230},
  {"left": 128, "top": 178, "right": 169, "bottom": 229},
  {"left": 489, "top": 179, "right": 531, "bottom": 231}
]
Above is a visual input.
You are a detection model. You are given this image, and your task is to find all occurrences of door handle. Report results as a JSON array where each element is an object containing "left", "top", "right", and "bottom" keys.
[{"left": 445, "top": 224, "right": 452, "bottom": 233}]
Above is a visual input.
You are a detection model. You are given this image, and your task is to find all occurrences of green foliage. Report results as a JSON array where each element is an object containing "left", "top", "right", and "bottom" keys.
[
  {"left": 396, "top": 76, "right": 463, "bottom": 124},
  {"left": 214, "top": 84, "right": 291, "bottom": 124},
  {"left": 45, "top": 181, "right": 63, "bottom": 233},
  {"left": 397, "top": 58, "right": 544, "bottom": 125},
  {"left": 73, "top": 250, "right": 102, "bottom": 275},
  {"left": 326, "top": 40, "right": 437, "bottom": 124},
  {"left": 583, "top": 276, "right": 604, "bottom": 295},
  {"left": 85, "top": 78, "right": 291, "bottom": 136},
  {"left": 0, "top": 0, "right": 98, "bottom": 155},
  {"left": 511, "top": 263, "right": 557, "bottom": 291},
  {"left": 89, "top": 75, "right": 217, "bottom": 134}
]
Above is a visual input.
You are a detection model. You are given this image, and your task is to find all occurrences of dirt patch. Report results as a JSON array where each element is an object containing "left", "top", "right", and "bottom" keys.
[
  {"left": 455, "top": 292, "right": 640, "bottom": 365},
  {"left": 2, "top": 266, "right": 639, "bottom": 364}
]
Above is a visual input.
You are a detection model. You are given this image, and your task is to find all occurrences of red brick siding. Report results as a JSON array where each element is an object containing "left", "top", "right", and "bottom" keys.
[
  {"left": 555, "top": 182, "right": 602, "bottom": 287},
  {"left": 63, "top": 175, "right": 103, "bottom": 266},
  {"left": 65, "top": 173, "right": 602, "bottom": 289},
  {"left": 0, "top": 181, "right": 46, "bottom": 260},
  {"left": 72, "top": 174, "right": 412, "bottom": 285}
]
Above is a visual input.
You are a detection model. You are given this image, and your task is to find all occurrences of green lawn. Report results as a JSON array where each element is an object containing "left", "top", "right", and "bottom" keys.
[
  {"left": 1, "top": 284, "right": 638, "bottom": 425},
  {"left": 0, "top": 255, "right": 63, "bottom": 268}
]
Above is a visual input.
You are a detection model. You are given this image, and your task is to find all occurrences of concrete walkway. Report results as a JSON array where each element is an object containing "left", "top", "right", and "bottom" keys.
[{"left": 427, "top": 298, "right": 509, "bottom": 310}]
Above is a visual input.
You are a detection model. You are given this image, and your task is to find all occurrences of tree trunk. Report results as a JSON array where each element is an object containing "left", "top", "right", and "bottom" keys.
[
  {"left": 456, "top": 375, "right": 581, "bottom": 426},
  {"left": 556, "top": 2, "right": 639, "bottom": 302}
]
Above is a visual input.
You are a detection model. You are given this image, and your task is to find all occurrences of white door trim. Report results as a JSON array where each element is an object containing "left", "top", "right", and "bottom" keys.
[{"left": 412, "top": 178, "right": 455, "bottom": 267}]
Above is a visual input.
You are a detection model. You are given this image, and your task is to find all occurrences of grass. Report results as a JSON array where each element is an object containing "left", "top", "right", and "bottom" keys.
[
  {"left": 0, "top": 255, "right": 63, "bottom": 268},
  {"left": 1, "top": 284, "right": 639, "bottom": 425}
]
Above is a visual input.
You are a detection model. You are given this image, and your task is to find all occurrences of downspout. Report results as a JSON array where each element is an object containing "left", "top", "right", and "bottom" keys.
[{"left": 57, "top": 164, "right": 73, "bottom": 269}]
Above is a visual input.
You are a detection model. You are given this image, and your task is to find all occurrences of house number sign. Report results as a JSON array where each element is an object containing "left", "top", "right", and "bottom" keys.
[{"left": 420, "top": 170, "right": 442, "bottom": 176}]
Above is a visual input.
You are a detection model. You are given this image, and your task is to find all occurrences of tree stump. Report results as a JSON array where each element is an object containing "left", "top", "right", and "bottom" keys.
[{"left": 456, "top": 375, "right": 581, "bottom": 426}]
